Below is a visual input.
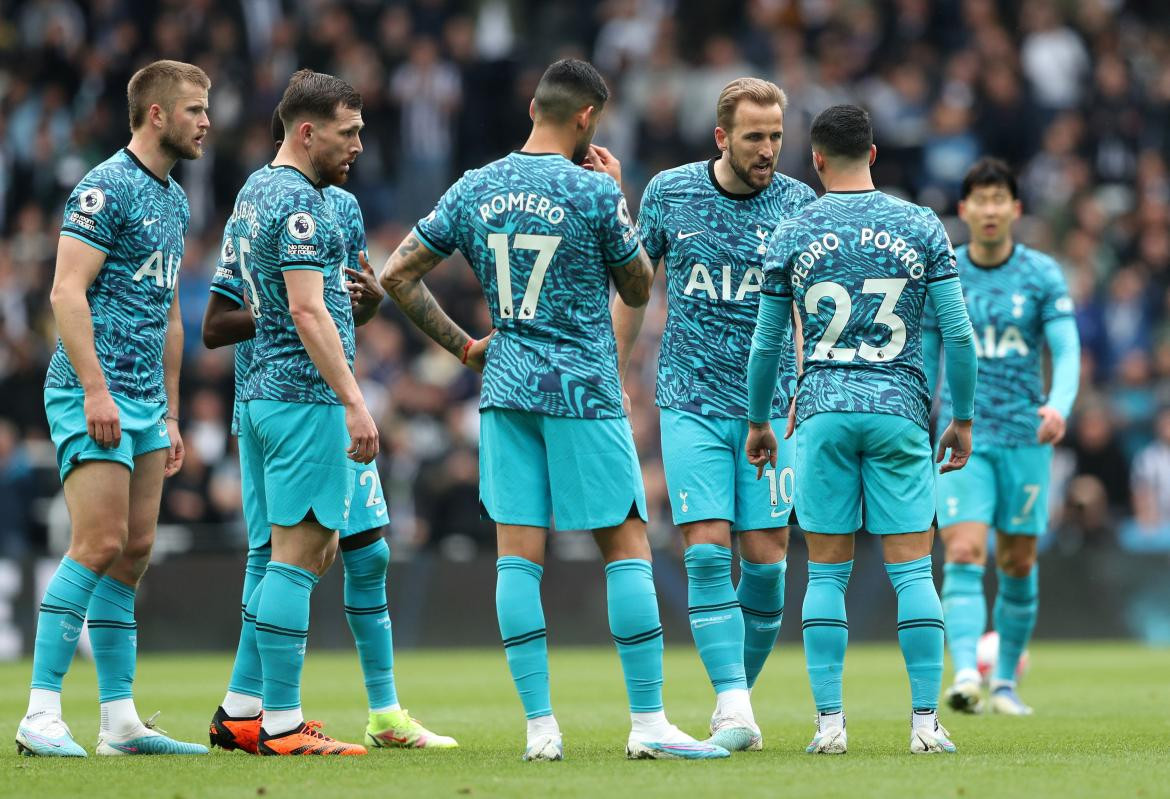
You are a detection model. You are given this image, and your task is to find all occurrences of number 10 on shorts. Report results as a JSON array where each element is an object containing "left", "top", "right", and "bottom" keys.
[{"left": 764, "top": 467, "right": 794, "bottom": 509}]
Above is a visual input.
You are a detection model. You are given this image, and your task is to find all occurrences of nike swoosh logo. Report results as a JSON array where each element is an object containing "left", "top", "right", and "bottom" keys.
[
  {"left": 375, "top": 507, "right": 386, "bottom": 517},
  {"left": 22, "top": 732, "right": 62, "bottom": 747},
  {"left": 677, "top": 231, "right": 702, "bottom": 240},
  {"left": 142, "top": 218, "right": 160, "bottom": 227},
  {"left": 691, "top": 614, "right": 732, "bottom": 629},
  {"left": 158, "top": 427, "right": 168, "bottom": 437},
  {"left": 770, "top": 509, "right": 785, "bottom": 518}
]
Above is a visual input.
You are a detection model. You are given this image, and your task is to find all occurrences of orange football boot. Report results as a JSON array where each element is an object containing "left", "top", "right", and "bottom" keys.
[
  {"left": 209, "top": 706, "right": 262, "bottom": 754},
  {"left": 257, "top": 721, "right": 367, "bottom": 756}
]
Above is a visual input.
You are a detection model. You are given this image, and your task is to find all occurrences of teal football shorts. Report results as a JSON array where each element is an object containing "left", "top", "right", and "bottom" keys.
[
  {"left": 44, "top": 387, "right": 170, "bottom": 483},
  {"left": 935, "top": 444, "right": 1052, "bottom": 536},
  {"left": 795, "top": 411, "right": 935, "bottom": 535},
  {"left": 660, "top": 407, "right": 794, "bottom": 530},
  {"left": 479, "top": 408, "right": 647, "bottom": 530}
]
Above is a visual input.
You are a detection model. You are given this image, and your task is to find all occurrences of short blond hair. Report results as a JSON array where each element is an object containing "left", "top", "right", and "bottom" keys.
[
  {"left": 716, "top": 77, "right": 787, "bottom": 131},
  {"left": 127, "top": 60, "right": 210, "bottom": 130}
]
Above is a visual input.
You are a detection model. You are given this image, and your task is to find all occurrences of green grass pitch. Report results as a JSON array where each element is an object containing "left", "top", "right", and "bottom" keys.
[{"left": 3, "top": 643, "right": 1167, "bottom": 798}]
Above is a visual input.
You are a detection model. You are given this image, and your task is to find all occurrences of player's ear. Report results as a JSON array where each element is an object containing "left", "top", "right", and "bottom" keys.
[
  {"left": 528, "top": 98, "right": 536, "bottom": 121},
  {"left": 811, "top": 149, "right": 824, "bottom": 173},
  {"left": 714, "top": 126, "right": 728, "bottom": 152},
  {"left": 576, "top": 105, "right": 595, "bottom": 131},
  {"left": 1012, "top": 199, "right": 1022, "bottom": 220},
  {"left": 868, "top": 144, "right": 877, "bottom": 166},
  {"left": 149, "top": 102, "right": 165, "bottom": 130}
]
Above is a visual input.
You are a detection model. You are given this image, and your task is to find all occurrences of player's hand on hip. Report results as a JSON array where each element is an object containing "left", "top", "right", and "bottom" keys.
[
  {"left": 746, "top": 421, "right": 779, "bottom": 479},
  {"left": 345, "top": 402, "right": 380, "bottom": 464},
  {"left": 1036, "top": 405, "right": 1066, "bottom": 444},
  {"left": 622, "top": 389, "right": 632, "bottom": 415},
  {"left": 164, "top": 419, "right": 185, "bottom": 477},
  {"left": 583, "top": 145, "right": 622, "bottom": 186},
  {"left": 84, "top": 388, "right": 121, "bottom": 448},
  {"left": 937, "top": 418, "right": 973, "bottom": 474},
  {"left": 785, "top": 397, "right": 797, "bottom": 439},
  {"left": 463, "top": 329, "right": 495, "bottom": 373},
  {"left": 346, "top": 250, "right": 385, "bottom": 310}
]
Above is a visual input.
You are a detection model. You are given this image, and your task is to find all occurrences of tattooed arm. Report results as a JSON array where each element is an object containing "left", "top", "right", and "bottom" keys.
[
  {"left": 380, "top": 233, "right": 478, "bottom": 364},
  {"left": 609, "top": 247, "right": 655, "bottom": 309}
]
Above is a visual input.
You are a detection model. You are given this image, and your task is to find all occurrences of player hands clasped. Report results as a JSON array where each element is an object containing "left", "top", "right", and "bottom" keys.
[
  {"left": 381, "top": 58, "right": 728, "bottom": 762},
  {"left": 923, "top": 159, "right": 1080, "bottom": 717},
  {"left": 204, "top": 101, "right": 455, "bottom": 757},
  {"left": 17, "top": 61, "right": 211, "bottom": 758},
  {"left": 745, "top": 105, "right": 978, "bottom": 755},
  {"left": 611, "top": 77, "right": 816, "bottom": 752}
]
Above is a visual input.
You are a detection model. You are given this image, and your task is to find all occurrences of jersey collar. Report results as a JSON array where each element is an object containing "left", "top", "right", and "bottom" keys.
[
  {"left": 267, "top": 162, "right": 324, "bottom": 194},
  {"left": 966, "top": 243, "right": 1017, "bottom": 270},
  {"left": 707, "top": 158, "right": 763, "bottom": 201},
  {"left": 121, "top": 147, "right": 170, "bottom": 187}
]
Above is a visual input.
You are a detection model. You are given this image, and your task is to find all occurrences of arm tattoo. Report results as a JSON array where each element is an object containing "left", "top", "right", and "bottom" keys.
[
  {"left": 609, "top": 249, "right": 654, "bottom": 307},
  {"left": 383, "top": 234, "right": 471, "bottom": 357}
]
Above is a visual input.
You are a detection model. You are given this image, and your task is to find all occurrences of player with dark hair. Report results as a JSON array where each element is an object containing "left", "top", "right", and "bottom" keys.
[
  {"left": 17, "top": 59, "right": 211, "bottom": 757},
  {"left": 381, "top": 58, "right": 728, "bottom": 762},
  {"left": 925, "top": 157, "right": 1080, "bottom": 716},
  {"left": 204, "top": 108, "right": 456, "bottom": 755},
  {"left": 747, "top": 104, "right": 978, "bottom": 755},
  {"left": 215, "top": 68, "right": 376, "bottom": 756}
]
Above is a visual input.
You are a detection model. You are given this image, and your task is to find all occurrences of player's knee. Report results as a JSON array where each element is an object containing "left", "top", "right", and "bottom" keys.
[
  {"left": 945, "top": 539, "right": 985, "bottom": 565},
  {"left": 997, "top": 549, "right": 1036, "bottom": 578},
  {"left": 342, "top": 537, "right": 389, "bottom": 590},
  {"left": 316, "top": 537, "right": 340, "bottom": 577},
  {"left": 68, "top": 529, "right": 129, "bottom": 574}
]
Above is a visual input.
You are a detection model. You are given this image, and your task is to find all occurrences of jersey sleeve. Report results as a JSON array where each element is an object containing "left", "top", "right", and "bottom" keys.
[
  {"left": 414, "top": 175, "right": 466, "bottom": 258},
  {"left": 786, "top": 179, "right": 818, "bottom": 215},
  {"left": 1040, "top": 257, "right": 1075, "bottom": 322},
  {"left": 637, "top": 175, "right": 667, "bottom": 262},
  {"left": 921, "top": 209, "right": 959, "bottom": 283},
  {"left": 277, "top": 191, "right": 332, "bottom": 272},
  {"left": 594, "top": 176, "right": 641, "bottom": 267},
  {"left": 761, "top": 222, "right": 794, "bottom": 298},
  {"left": 210, "top": 228, "right": 245, "bottom": 307},
  {"left": 60, "top": 168, "right": 127, "bottom": 254}
]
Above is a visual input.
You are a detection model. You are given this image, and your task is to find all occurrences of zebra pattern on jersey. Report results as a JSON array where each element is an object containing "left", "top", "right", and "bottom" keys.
[
  {"left": 213, "top": 180, "right": 366, "bottom": 428},
  {"left": 222, "top": 164, "right": 354, "bottom": 406},
  {"left": 639, "top": 159, "right": 816, "bottom": 419},
  {"left": 927, "top": 243, "right": 1073, "bottom": 446},
  {"left": 415, "top": 151, "right": 641, "bottom": 419},
  {"left": 47, "top": 148, "right": 189, "bottom": 403},
  {"left": 764, "top": 190, "right": 959, "bottom": 431}
]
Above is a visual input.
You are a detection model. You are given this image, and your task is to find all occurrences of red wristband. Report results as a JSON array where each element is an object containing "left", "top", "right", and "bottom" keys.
[{"left": 460, "top": 337, "right": 476, "bottom": 364}]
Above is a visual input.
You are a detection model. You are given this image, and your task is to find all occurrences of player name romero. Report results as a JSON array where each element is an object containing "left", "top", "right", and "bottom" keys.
[
  {"left": 790, "top": 226, "right": 926, "bottom": 288},
  {"left": 478, "top": 191, "right": 566, "bottom": 225}
]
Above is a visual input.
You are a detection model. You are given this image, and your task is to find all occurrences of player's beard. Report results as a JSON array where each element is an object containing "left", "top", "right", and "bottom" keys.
[
  {"left": 160, "top": 122, "right": 202, "bottom": 161},
  {"left": 309, "top": 147, "right": 352, "bottom": 187},
  {"left": 571, "top": 135, "right": 591, "bottom": 165},
  {"left": 728, "top": 141, "right": 777, "bottom": 191}
]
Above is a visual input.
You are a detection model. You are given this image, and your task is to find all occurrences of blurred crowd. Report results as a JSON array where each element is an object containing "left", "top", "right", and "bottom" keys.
[{"left": 2, "top": 0, "right": 1170, "bottom": 561}]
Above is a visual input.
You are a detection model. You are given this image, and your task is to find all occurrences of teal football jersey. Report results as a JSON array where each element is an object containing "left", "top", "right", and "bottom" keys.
[
  {"left": 763, "top": 190, "right": 959, "bottom": 431},
  {"left": 47, "top": 148, "right": 189, "bottom": 403},
  {"left": 927, "top": 243, "right": 1074, "bottom": 446},
  {"left": 415, "top": 152, "right": 640, "bottom": 419},
  {"left": 639, "top": 160, "right": 816, "bottom": 418},
  {"left": 214, "top": 181, "right": 365, "bottom": 427},
  {"left": 223, "top": 164, "right": 353, "bottom": 405}
]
